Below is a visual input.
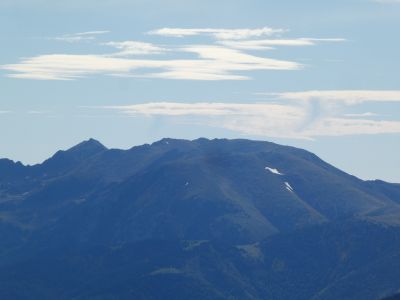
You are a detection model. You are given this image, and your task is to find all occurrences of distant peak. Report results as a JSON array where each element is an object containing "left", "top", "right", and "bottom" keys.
[
  {"left": 68, "top": 138, "right": 107, "bottom": 153},
  {"left": 0, "top": 158, "right": 25, "bottom": 168}
]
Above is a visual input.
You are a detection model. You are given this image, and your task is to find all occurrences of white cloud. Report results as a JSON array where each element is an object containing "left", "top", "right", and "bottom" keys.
[
  {"left": 219, "top": 39, "right": 314, "bottom": 50},
  {"left": 101, "top": 100, "right": 400, "bottom": 138},
  {"left": 55, "top": 36, "right": 95, "bottom": 43},
  {"left": 141, "top": 71, "right": 249, "bottom": 81},
  {"left": 54, "top": 30, "right": 109, "bottom": 43},
  {"left": 148, "top": 27, "right": 285, "bottom": 40},
  {"left": 0, "top": 110, "right": 11, "bottom": 114},
  {"left": 27, "top": 110, "right": 50, "bottom": 114},
  {"left": 104, "top": 102, "right": 301, "bottom": 117},
  {"left": 270, "top": 90, "right": 400, "bottom": 104},
  {"left": 1, "top": 46, "right": 301, "bottom": 81},
  {"left": 104, "top": 102, "right": 307, "bottom": 138},
  {"left": 104, "top": 41, "right": 167, "bottom": 56},
  {"left": 304, "top": 118, "right": 400, "bottom": 136},
  {"left": 344, "top": 112, "right": 379, "bottom": 117},
  {"left": 180, "top": 45, "right": 302, "bottom": 70},
  {"left": 218, "top": 38, "right": 345, "bottom": 50},
  {"left": 2, "top": 27, "right": 344, "bottom": 81},
  {"left": 74, "top": 31, "right": 110, "bottom": 36}
]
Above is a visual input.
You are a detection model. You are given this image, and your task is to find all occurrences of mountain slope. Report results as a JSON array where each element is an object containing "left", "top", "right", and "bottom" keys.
[{"left": 0, "top": 138, "right": 399, "bottom": 299}]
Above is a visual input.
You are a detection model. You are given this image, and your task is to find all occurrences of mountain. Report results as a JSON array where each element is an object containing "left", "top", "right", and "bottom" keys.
[
  {"left": 383, "top": 294, "right": 400, "bottom": 300},
  {"left": 0, "top": 138, "right": 399, "bottom": 299}
]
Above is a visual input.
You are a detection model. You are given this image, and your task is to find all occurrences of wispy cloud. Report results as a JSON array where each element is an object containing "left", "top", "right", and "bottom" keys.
[
  {"left": 1, "top": 27, "right": 343, "bottom": 81},
  {"left": 180, "top": 45, "right": 301, "bottom": 70},
  {"left": 104, "top": 102, "right": 307, "bottom": 138},
  {"left": 268, "top": 90, "right": 400, "bottom": 104},
  {"left": 344, "top": 112, "right": 379, "bottom": 118},
  {"left": 54, "top": 30, "right": 109, "bottom": 43},
  {"left": 1, "top": 49, "right": 302, "bottom": 81},
  {"left": 104, "top": 41, "right": 167, "bottom": 56},
  {"left": 303, "top": 118, "right": 400, "bottom": 136},
  {"left": 75, "top": 30, "right": 110, "bottom": 36},
  {"left": 218, "top": 38, "right": 345, "bottom": 50},
  {"left": 103, "top": 102, "right": 301, "bottom": 117},
  {"left": 27, "top": 110, "right": 50, "bottom": 114},
  {"left": 148, "top": 27, "right": 285, "bottom": 40},
  {"left": 54, "top": 36, "right": 95, "bottom": 43},
  {"left": 100, "top": 94, "right": 400, "bottom": 138}
]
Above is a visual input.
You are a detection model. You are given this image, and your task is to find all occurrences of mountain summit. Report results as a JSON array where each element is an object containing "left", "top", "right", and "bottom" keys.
[
  {"left": 67, "top": 138, "right": 107, "bottom": 153},
  {"left": 0, "top": 138, "right": 399, "bottom": 299}
]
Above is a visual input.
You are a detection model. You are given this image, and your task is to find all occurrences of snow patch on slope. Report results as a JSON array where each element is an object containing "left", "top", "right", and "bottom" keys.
[
  {"left": 265, "top": 166, "right": 284, "bottom": 175},
  {"left": 285, "top": 182, "right": 294, "bottom": 193}
]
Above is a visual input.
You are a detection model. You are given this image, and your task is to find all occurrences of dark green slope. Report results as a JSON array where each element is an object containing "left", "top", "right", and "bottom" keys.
[{"left": 0, "top": 138, "right": 400, "bottom": 299}]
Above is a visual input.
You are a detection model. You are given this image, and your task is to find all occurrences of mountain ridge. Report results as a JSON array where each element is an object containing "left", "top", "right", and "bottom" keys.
[
  {"left": 0, "top": 139, "right": 385, "bottom": 178},
  {"left": 2, "top": 137, "right": 398, "bottom": 185},
  {"left": 1, "top": 138, "right": 399, "bottom": 299}
]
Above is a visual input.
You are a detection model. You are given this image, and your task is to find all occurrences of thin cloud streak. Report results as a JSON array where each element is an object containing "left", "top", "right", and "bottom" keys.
[
  {"left": 74, "top": 30, "right": 110, "bottom": 36},
  {"left": 180, "top": 45, "right": 302, "bottom": 70},
  {"left": 148, "top": 27, "right": 285, "bottom": 39},
  {"left": 27, "top": 110, "right": 50, "bottom": 114},
  {"left": 105, "top": 102, "right": 308, "bottom": 139},
  {"left": 54, "top": 30, "right": 110, "bottom": 43},
  {"left": 2, "top": 27, "right": 344, "bottom": 81},
  {"left": 304, "top": 118, "right": 400, "bottom": 136},
  {"left": 104, "top": 41, "right": 168, "bottom": 56},
  {"left": 104, "top": 102, "right": 302, "bottom": 117},
  {"left": 344, "top": 112, "right": 380, "bottom": 118},
  {"left": 1, "top": 49, "right": 302, "bottom": 81},
  {"left": 101, "top": 100, "right": 400, "bottom": 138},
  {"left": 219, "top": 38, "right": 345, "bottom": 50},
  {"left": 269, "top": 90, "right": 400, "bottom": 104}
]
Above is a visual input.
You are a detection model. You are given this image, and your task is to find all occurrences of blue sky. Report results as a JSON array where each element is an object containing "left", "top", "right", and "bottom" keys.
[{"left": 0, "top": 0, "right": 399, "bottom": 182}]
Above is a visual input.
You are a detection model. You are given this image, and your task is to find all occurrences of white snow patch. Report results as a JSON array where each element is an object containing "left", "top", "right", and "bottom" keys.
[
  {"left": 285, "top": 182, "right": 294, "bottom": 193},
  {"left": 265, "top": 166, "right": 284, "bottom": 175}
]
